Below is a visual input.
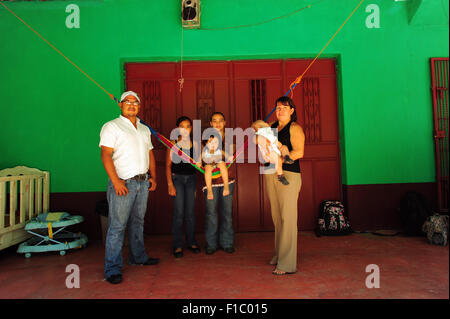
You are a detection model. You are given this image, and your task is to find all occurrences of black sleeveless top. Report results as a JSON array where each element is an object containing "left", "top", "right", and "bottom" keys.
[
  {"left": 171, "top": 142, "right": 197, "bottom": 175},
  {"left": 271, "top": 121, "right": 301, "bottom": 173}
]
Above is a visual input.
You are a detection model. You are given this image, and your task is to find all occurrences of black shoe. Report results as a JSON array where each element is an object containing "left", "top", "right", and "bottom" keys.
[
  {"left": 106, "top": 274, "right": 122, "bottom": 285},
  {"left": 187, "top": 246, "right": 201, "bottom": 253},
  {"left": 173, "top": 249, "right": 183, "bottom": 258},
  {"left": 205, "top": 247, "right": 217, "bottom": 255},
  {"left": 223, "top": 246, "right": 235, "bottom": 254},
  {"left": 284, "top": 155, "right": 295, "bottom": 164},
  {"left": 143, "top": 257, "right": 160, "bottom": 265},
  {"left": 278, "top": 174, "right": 290, "bottom": 185}
]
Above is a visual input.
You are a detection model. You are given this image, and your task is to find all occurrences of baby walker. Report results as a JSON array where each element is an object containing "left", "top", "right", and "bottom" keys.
[{"left": 17, "top": 212, "right": 88, "bottom": 258}]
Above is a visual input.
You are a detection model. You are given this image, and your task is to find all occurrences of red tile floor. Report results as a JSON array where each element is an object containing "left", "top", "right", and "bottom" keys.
[{"left": 0, "top": 231, "right": 448, "bottom": 299}]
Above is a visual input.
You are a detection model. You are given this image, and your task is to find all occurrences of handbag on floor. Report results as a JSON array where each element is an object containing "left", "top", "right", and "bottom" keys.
[{"left": 422, "top": 213, "right": 449, "bottom": 246}]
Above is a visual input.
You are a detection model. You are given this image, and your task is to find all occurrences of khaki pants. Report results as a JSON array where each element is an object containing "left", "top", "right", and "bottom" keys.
[{"left": 264, "top": 171, "right": 302, "bottom": 273}]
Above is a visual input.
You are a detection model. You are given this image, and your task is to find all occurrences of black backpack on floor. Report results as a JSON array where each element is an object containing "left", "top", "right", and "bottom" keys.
[
  {"left": 315, "top": 200, "right": 353, "bottom": 237},
  {"left": 399, "top": 192, "right": 432, "bottom": 236}
]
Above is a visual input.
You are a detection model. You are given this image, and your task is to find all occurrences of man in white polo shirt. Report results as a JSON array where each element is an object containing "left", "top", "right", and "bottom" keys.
[{"left": 99, "top": 90, "right": 158, "bottom": 285}]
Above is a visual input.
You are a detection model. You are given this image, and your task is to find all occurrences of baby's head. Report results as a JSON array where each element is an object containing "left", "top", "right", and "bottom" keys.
[
  {"left": 207, "top": 136, "right": 219, "bottom": 150},
  {"left": 251, "top": 120, "right": 269, "bottom": 132},
  {"left": 251, "top": 120, "right": 270, "bottom": 145}
]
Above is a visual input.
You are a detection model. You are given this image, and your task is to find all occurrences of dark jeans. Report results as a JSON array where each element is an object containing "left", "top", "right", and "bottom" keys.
[
  {"left": 203, "top": 182, "right": 235, "bottom": 250},
  {"left": 172, "top": 174, "right": 198, "bottom": 249},
  {"left": 104, "top": 179, "right": 149, "bottom": 278}
]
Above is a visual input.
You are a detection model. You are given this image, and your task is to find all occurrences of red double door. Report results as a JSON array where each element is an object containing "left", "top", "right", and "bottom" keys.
[{"left": 125, "top": 59, "right": 342, "bottom": 234}]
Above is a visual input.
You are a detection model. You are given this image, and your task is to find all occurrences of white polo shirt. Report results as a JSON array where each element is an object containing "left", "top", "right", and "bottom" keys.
[{"left": 99, "top": 115, "right": 154, "bottom": 180}]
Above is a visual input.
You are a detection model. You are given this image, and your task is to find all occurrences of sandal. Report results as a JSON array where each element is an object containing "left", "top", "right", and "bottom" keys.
[
  {"left": 173, "top": 248, "right": 183, "bottom": 258},
  {"left": 272, "top": 268, "right": 296, "bottom": 275},
  {"left": 284, "top": 155, "right": 295, "bottom": 164},
  {"left": 187, "top": 245, "right": 201, "bottom": 253},
  {"left": 277, "top": 174, "right": 290, "bottom": 185},
  {"left": 268, "top": 257, "right": 277, "bottom": 265}
]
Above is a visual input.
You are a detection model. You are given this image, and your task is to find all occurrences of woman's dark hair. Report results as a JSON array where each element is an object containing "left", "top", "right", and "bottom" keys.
[
  {"left": 209, "top": 111, "right": 226, "bottom": 122},
  {"left": 174, "top": 116, "right": 193, "bottom": 144},
  {"left": 275, "top": 96, "right": 297, "bottom": 122},
  {"left": 176, "top": 116, "right": 193, "bottom": 127}
]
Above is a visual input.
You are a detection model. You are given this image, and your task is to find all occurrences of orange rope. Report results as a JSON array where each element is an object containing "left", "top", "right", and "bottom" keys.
[
  {"left": 288, "top": 0, "right": 366, "bottom": 97},
  {"left": 0, "top": 2, "right": 117, "bottom": 102}
]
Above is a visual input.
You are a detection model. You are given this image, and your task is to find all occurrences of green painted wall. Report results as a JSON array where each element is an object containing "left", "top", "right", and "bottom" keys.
[{"left": 0, "top": 0, "right": 448, "bottom": 192}]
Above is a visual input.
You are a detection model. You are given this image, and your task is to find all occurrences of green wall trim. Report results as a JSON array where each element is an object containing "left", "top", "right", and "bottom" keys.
[{"left": 119, "top": 53, "right": 341, "bottom": 64}]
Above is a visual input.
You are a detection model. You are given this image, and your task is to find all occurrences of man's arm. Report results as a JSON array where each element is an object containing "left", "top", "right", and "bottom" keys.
[
  {"left": 148, "top": 149, "right": 157, "bottom": 191},
  {"left": 100, "top": 146, "right": 128, "bottom": 196}
]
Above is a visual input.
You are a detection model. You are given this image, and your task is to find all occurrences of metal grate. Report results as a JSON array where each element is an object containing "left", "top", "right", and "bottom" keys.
[
  {"left": 143, "top": 80, "right": 162, "bottom": 149},
  {"left": 197, "top": 80, "right": 215, "bottom": 131},
  {"left": 430, "top": 58, "right": 449, "bottom": 212},
  {"left": 250, "top": 79, "right": 266, "bottom": 122},
  {"left": 303, "top": 77, "right": 321, "bottom": 144}
]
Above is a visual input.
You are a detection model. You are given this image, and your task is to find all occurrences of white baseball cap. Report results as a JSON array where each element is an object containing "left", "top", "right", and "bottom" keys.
[{"left": 120, "top": 91, "right": 141, "bottom": 103}]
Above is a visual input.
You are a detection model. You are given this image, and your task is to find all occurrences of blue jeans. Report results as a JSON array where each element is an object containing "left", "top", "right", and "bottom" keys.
[
  {"left": 104, "top": 178, "right": 150, "bottom": 278},
  {"left": 203, "top": 183, "right": 235, "bottom": 250},
  {"left": 172, "top": 174, "right": 198, "bottom": 249}
]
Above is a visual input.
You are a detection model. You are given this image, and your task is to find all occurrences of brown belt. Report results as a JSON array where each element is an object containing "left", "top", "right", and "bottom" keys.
[{"left": 129, "top": 173, "right": 148, "bottom": 181}]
